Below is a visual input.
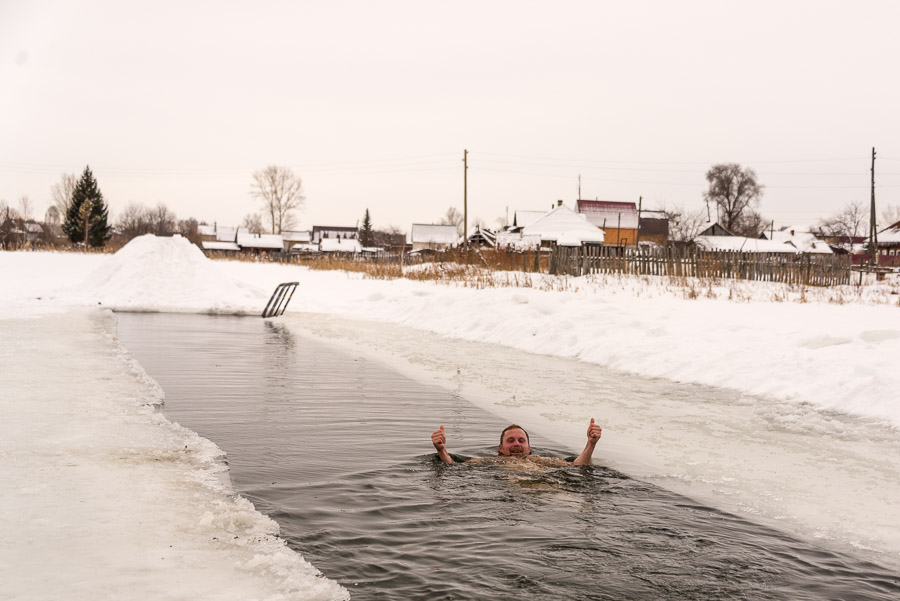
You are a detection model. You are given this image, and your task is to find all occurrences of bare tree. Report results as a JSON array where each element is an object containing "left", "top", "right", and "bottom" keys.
[
  {"left": 45, "top": 205, "right": 61, "bottom": 225},
  {"left": 439, "top": 206, "right": 464, "bottom": 235},
  {"left": 241, "top": 212, "right": 265, "bottom": 234},
  {"left": 250, "top": 166, "right": 305, "bottom": 234},
  {"left": 880, "top": 204, "right": 900, "bottom": 229},
  {"left": 177, "top": 217, "right": 200, "bottom": 246},
  {"left": 657, "top": 204, "right": 707, "bottom": 242},
  {"left": 147, "top": 203, "right": 176, "bottom": 236},
  {"left": 703, "top": 163, "right": 763, "bottom": 231},
  {"left": 816, "top": 201, "right": 868, "bottom": 251},
  {"left": 117, "top": 202, "right": 152, "bottom": 239},
  {"left": 732, "top": 209, "right": 768, "bottom": 238},
  {"left": 18, "top": 196, "right": 33, "bottom": 221},
  {"left": 50, "top": 172, "right": 77, "bottom": 218}
]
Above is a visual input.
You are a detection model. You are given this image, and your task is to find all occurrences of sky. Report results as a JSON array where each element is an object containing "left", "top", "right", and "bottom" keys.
[{"left": 3, "top": 0, "right": 900, "bottom": 232}]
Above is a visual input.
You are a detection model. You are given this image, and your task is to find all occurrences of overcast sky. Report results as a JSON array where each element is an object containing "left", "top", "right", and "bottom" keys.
[{"left": 3, "top": 0, "right": 900, "bottom": 233}]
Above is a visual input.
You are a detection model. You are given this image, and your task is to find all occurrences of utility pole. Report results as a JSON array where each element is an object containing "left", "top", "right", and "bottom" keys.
[
  {"left": 578, "top": 174, "right": 581, "bottom": 200},
  {"left": 869, "top": 147, "right": 878, "bottom": 267},
  {"left": 635, "top": 196, "right": 642, "bottom": 247},
  {"left": 463, "top": 149, "right": 468, "bottom": 251}
]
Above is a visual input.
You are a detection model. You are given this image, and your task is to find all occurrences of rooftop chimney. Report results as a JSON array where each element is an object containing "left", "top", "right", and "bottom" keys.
[{"left": 557, "top": 200, "right": 563, "bottom": 207}]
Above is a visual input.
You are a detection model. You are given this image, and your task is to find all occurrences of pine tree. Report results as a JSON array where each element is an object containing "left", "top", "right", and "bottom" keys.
[
  {"left": 360, "top": 208, "right": 374, "bottom": 247},
  {"left": 63, "top": 166, "right": 111, "bottom": 247}
]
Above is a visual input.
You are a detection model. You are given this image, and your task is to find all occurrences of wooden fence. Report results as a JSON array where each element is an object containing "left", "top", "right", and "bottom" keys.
[{"left": 549, "top": 245, "right": 853, "bottom": 287}]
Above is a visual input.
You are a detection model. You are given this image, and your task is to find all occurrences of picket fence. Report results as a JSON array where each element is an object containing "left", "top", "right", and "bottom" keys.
[{"left": 549, "top": 245, "right": 853, "bottom": 287}]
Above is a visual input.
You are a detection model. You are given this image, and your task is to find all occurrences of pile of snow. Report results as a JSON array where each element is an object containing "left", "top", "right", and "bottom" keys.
[{"left": 69, "top": 235, "right": 267, "bottom": 313}]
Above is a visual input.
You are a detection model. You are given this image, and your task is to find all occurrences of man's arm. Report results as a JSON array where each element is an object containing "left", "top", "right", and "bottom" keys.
[
  {"left": 431, "top": 425, "right": 456, "bottom": 464},
  {"left": 572, "top": 418, "right": 602, "bottom": 465}
]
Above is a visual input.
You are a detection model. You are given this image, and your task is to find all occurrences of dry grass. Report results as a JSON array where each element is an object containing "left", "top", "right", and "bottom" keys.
[{"left": 285, "top": 253, "right": 900, "bottom": 307}]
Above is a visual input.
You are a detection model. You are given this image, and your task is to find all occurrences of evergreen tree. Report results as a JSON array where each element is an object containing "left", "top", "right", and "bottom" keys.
[
  {"left": 360, "top": 208, "right": 374, "bottom": 247},
  {"left": 63, "top": 166, "right": 111, "bottom": 247}
]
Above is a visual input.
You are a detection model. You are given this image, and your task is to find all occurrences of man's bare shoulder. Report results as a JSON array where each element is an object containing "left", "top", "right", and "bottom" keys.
[{"left": 464, "top": 455, "right": 569, "bottom": 467}]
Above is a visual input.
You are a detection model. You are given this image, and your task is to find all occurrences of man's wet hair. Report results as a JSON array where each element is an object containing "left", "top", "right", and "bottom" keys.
[{"left": 500, "top": 424, "right": 530, "bottom": 444}]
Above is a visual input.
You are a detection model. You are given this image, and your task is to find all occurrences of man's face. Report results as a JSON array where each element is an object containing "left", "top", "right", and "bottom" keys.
[{"left": 498, "top": 428, "right": 531, "bottom": 457}]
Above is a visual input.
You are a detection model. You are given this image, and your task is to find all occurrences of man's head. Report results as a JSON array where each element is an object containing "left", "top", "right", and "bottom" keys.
[{"left": 498, "top": 424, "right": 531, "bottom": 457}]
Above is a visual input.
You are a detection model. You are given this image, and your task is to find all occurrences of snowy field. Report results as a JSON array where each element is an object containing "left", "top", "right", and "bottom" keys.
[{"left": 2, "top": 234, "right": 900, "bottom": 597}]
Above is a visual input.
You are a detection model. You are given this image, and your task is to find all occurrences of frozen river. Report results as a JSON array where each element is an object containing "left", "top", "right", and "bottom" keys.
[{"left": 117, "top": 312, "right": 900, "bottom": 599}]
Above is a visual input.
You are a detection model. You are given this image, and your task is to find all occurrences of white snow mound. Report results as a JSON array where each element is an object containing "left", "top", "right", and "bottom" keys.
[{"left": 74, "top": 235, "right": 266, "bottom": 313}]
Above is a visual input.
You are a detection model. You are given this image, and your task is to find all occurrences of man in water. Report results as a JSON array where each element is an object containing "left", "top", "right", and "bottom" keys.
[{"left": 430, "top": 420, "right": 602, "bottom": 466}]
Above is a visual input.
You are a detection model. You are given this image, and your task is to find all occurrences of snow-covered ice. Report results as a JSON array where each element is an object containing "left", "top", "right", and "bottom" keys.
[{"left": 2, "top": 233, "right": 900, "bottom": 594}]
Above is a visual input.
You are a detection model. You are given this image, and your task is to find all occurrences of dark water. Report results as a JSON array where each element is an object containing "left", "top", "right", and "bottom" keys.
[{"left": 116, "top": 313, "right": 900, "bottom": 601}]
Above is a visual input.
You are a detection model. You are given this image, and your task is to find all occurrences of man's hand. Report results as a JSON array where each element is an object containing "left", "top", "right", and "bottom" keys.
[
  {"left": 573, "top": 418, "right": 602, "bottom": 465},
  {"left": 586, "top": 418, "right": 602, "bottom": 443},
  {"left": 431, "top": 425, "right": 447, "bottom": 452}
]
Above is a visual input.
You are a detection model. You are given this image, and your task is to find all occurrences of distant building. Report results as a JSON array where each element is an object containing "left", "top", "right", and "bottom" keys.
[
  {"left": 320, "top": 237, "right": 362, "bottom": 253},
  {"left": 576, "top": 200, "right": 638, "bottom": 245},
  {"left": 312, "top": 225, "right": 358, "bottom": 243},
  {"left": 409, "top": 224, "right": 458, "bottom": 251},
  {"left": 281, "top": 230, "right": 312, "bottom": 253},
  {"left": 236, "top": 231, "right": 284, "bottom": 255},
  {"left": 765, "top": 227, "right": 832, "bottom": 254}
]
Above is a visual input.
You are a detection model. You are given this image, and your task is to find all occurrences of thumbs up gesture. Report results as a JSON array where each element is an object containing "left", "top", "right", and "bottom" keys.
[
  {"left": 431, "top": 425, "right": 447, "bottom": 451},
  {"left": 586, "top": 418, "right": 602, "bottom": 443}
]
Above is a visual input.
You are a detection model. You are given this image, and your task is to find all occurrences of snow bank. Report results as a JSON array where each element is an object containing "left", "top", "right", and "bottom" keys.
[
  {"left": 0, "top": 310, "right": 348, "bottom": 600},
  {"left": 224, "top": 265, "right": 900, "bottom": 430}
]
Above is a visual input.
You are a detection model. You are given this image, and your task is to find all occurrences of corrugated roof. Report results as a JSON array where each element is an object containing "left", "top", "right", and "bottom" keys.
[{"left": 576, "top": 200, "right": 639, "bottom": 229}]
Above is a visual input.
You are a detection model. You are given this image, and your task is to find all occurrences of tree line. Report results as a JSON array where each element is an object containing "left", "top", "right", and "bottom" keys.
[{"left": 4, "top": 161, "right": 898, "bottom": 253}]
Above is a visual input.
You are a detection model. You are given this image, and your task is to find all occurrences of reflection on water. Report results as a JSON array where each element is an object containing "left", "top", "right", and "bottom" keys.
[{"left": 117, "top": 313, "right": 900, "bottom": 601}]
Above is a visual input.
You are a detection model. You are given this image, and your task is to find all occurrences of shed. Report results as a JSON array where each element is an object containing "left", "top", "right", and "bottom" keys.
[{"left": 576, "top": 200, "right": 638, "bottom": 245}]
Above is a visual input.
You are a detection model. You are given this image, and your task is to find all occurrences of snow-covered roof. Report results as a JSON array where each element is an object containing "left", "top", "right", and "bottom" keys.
[
  {"left": 197, "top": 224, "right": 216, "bottom": 236},
  {"left": 695, "top": 235, "right": 799, "bottom": 253},
  {"left": 521, "top": 205, "right": 605, "bottom": 245},
  {"left": 215, "top": 226, "right": 241, "bottom": 242},
  {"left": 320, "top": 237, "right": 362, "bottom": 252},
  {"left": 410, "top": 224, "right": 458, "bottom": 245},
  {"left": 576, "top": 200, "right": 639, "bottom": 230},
  {"left": 281, "top": 230, "right": 311, "bottom": 242},
  {"left": 767, "top": 229, "right": 833, "bottom": 254},
  {"left": 877, "top": 220, "right": 900, "bottom": 244},
  {"left": 466, "top": 227, "right": 497, "bottom": 247},
  {"left": 496, "top": 232, "right": 542, "bottom": 250},
  {"left": 201, "top": 241, "right": 241, "bottom": 251},
  {"left": 513, "top": 210, "right": 547, "bottom": 229},
  {"left": 236, "top": 232, "right": 284, "bottom": 249},
  {"left": 291, "top": 242, "right": 319, "bottom": 253}
]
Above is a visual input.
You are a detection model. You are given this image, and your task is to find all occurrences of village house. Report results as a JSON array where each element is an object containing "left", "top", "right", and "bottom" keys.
[
  {"left": 576, "top": 200, "right": 638, "bottom": 246},
  {"left": 519, "top": 203, "right": 605, "bottom": 247},
  {"left": 312, "top": 225, "right": 358, "bottom": 243}
]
